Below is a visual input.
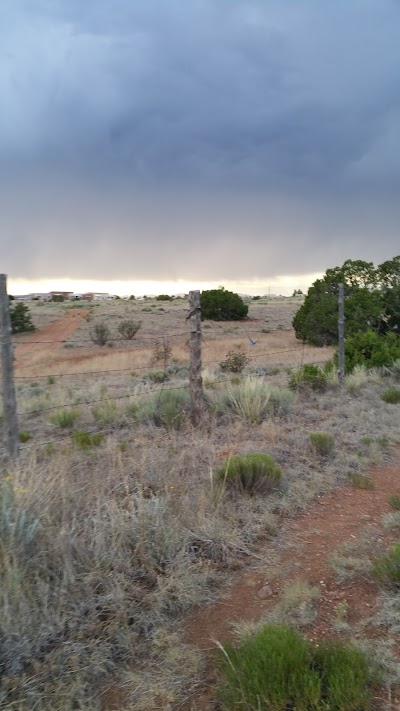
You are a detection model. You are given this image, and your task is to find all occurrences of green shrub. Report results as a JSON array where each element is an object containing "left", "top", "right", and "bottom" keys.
[
  {"left": 381, "top": 387, "right": 400, "bottom": 404},
  {"left": 117, "top": 319, "right": 141, "bottom": 340},
  {"left": 19, "top": 431, "right": 32, "bottom": 443},
  {"left": 289, "top": 364, "right": 327, "bottom": 392},
  {"left": 216, "top": 453, "right": 281, "bottom": 496},
  {"left": 344, "top": 331, "right": 400, "bottom": 371},
  {"left": 217, "top": 624, "right": 375, "bottom": 711},
  {"left": 156, "top": 294, "right": 173, "bottom": 301},
  {"left": 388, "top": 495, "right": 400, "bottom": 510},
  {"left": 371, "top": 543, "right": 400, "bottom": 589},
  {"left": 47, "top": 375, "right": 55, "bottom": 385},
  {"left": 10, "top": 302, "right": 35, "bottom": 334},
  {"left": 136, "top": 389, "right": 190, "bottom": 429},
  {"left": 72, "top": 430, "right": 104, "bottom": 449},
  {"left": 50, "top": 408, "right": 80, "bottom": 428},
  {"left": 90, "top": 322, "right": 111, "bottom": 346},
  {"left": 313, "top": 641, "right": 375, "bottom": 710},
  {"left": 200, "top": 288, "right": 248, "bottom": 321},
  {"left": 309, "top": 432, "right": 335, "bottom": 457},
  {"left": 219, "top": 350, "right": 250, "bottom": 373}
]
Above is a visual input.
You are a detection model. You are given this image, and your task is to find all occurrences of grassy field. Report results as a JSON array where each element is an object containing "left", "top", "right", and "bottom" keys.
[{"left": 1, "top": 297, "right": 400, "bottom": 709}]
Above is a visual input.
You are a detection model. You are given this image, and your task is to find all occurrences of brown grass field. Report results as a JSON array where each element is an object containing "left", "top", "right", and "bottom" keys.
[{"left": 1, "top": 297, "right": 400, "bottom": 710}]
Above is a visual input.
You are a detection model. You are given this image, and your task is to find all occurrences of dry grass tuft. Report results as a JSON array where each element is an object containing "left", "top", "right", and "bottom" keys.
[{"left": 268, "top": 580, "right": 320, "bottom": 628}]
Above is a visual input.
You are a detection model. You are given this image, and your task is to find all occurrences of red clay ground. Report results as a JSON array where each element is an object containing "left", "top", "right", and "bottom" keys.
[
  {"left": 13, "top": 309, "right": 88, "bottom": 370},
  {"left": 183, "top": 463, "right": 400, "bottom": 710}
]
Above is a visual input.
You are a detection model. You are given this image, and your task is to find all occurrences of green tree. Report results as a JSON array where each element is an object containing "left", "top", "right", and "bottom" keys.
[
  {"left": 200, "top": 287, "right": 248, "bottom": 321},
  {"left": 292, "top": 259, "right": 385, "bottom": 346},
  {"left": 10, "top": 303, "right": 35, "bottom": 334},
  {"left": 378, "top": 256, "right": 400, "bottom": 333}
]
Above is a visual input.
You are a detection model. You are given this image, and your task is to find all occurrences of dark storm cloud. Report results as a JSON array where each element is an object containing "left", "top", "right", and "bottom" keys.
[{"left": 1, "top": 1, "right": 399, "bottom": 281}]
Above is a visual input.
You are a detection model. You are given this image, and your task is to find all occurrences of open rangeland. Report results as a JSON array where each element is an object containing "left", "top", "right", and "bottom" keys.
[{"left": 1, "top": 296, "right": 400, "bottom": 710}]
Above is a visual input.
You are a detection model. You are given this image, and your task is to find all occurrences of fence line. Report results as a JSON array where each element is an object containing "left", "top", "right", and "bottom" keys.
[
  {"left": 12, "top": 346, "right": 314, "bottom": 380},
  {"left": 2, "top": 360, "right": 333, "bottom": 454},
  {"left": 12, "top": 329, "right": 291, "bottom": 347},
  {"left": 16, "top": 358, "right": 331, "bottom": 418},
  {"left": 0, "top": 277, "right": 343, "bottom": 457}
]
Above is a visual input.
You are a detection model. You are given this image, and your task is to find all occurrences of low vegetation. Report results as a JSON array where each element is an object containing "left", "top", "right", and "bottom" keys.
[
  {"left": 218, "top": 377, "right": 293, "bottom": 423},
  {"left": 217, "top": 624, "right": 377, "bottom": 711},
  {"left": 289, "top": 363, "right": 330, "bottom": 392},
  {"left": 136, "top": 388, "right": 190, "bottom": 429},
  {"left": 72, "top": 430, "right": 104, "bottom": 449},
  {"left": 50, "top": 407, "right": 80, "bottom": 428},
  {"left": 216, "top": 453, "right": 281, "bottom": 496},
  {"left": 2, "top": 295, "right": 400, "bottom": 709},
  {"left": 388, "top": 494, "right": 400, "bottom": 510},
  {"left": 309, "top": 431, "right": 335, "bottom": 457},
  {"left": 381, "top": 386, "right": 400, "bottom": 404},
  {"left": 117, "top": 319, "right": 141, "bottom": 340},
  {"left": 219, "top": 349, "right": 250, "bottom": 373},
  {"left": 349, "top": 473, "right": 375, "bottom": 489},
  {"left": 371, "top": 543, "right": 400, "bottom": 589},
  {"left": 90, "top": 321, "right": 111, "bottom": 346},
  {"left": 267, "top": 581, "right": 320, "bottom": 628}
]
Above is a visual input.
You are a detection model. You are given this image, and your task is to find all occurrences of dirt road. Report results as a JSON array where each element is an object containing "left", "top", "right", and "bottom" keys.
[{"left": 14, "top": 309, "right": 88, "bottom": 370}]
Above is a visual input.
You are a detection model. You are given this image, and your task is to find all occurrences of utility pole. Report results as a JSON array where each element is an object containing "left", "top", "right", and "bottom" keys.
[
  {"left": 338, "top": 283, "right": 345, "bottom": 385},
  {"left": 187, "top": 290, "right": 203, "bottom": 426},
  {"left": 0, "top": 274, "right": 19, "bottom": 458}
]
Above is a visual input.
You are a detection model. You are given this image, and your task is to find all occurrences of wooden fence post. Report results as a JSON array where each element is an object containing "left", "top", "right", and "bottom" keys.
[
  {"left": 338, "top": 282, "right": 345, "bottom": 385},
  {"left": 0, "top": 274, "right": 19, "bottom": 458},
  {"left": 187, "top": 290, "right": 203, "bottom": 426}
]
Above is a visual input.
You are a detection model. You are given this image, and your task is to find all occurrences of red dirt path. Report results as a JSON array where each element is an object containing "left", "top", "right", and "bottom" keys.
[
  {"left": 13, "top": 309, "right": 88, "bottom": 370},
  {"left": 183, "top": 464, "right": 400, "bottom": 710}
]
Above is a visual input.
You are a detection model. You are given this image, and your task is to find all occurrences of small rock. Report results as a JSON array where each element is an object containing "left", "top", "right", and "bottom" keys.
[{"left": 258, "top": 585, "right": 273, "bottom": 599}]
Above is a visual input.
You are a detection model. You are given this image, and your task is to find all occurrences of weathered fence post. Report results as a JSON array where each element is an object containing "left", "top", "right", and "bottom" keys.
[
  {"left": 338, "top": 282, "right": 345, "bottom": 385},
  {"left": 187, "top": 290, "right": 203, "bottom": 426},
  {"left": 0, "top": 274, "right": 19, "bottom": 458}
]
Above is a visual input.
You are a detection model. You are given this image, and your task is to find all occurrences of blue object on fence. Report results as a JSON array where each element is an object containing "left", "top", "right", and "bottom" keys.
[{"left": 248, "top": 336, "right": 256, "bottom": 346}]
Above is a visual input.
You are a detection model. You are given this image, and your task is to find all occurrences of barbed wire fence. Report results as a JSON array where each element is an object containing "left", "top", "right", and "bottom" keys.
[{"left": 0, "top": 279, "right": 342, "bottom": 459}]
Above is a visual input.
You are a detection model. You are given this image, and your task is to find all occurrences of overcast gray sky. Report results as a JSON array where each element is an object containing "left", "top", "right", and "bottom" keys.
[{"left": 1, "top": 0, "right": 399, "bottom": 287}]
